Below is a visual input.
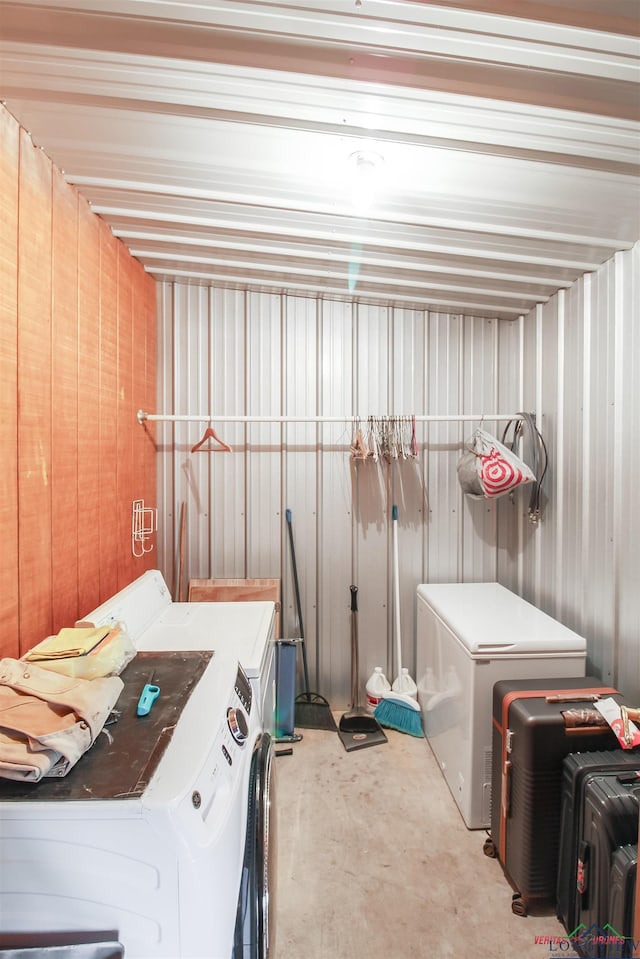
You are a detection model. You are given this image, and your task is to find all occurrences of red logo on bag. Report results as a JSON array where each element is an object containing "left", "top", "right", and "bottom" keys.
[{"left": 480, "top": 447, "right": 524, "bottom": 496}]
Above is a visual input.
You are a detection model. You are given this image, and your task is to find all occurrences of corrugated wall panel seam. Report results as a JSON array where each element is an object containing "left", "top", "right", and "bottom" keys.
[
  {"left": 611, "top": 251, "right": 625, "bottom": 690},
  {"left": 580, "top": 272, "right": 592, "bottom": 647},
  {"left": 554, "top": 290, "right": 566, "bottom": 622},
  {"left": 616, "top": 244, "right": 640, "bottom": 696},
  {"left": 516, "top": 315, "right": 526, "bottom": 595},
  {"left": 533, "top": 302, "right": 545, "bottom": 608}
]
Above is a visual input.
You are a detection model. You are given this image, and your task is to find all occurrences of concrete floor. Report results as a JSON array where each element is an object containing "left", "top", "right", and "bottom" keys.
[{"left": 274, "top": 721, "right": 578, "bottom": 959}]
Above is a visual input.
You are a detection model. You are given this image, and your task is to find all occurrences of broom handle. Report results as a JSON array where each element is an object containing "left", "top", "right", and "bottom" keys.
[
  {"left": 286, "top": 508, "right": 310, "bottom": 696},
  {"left": 392, "top": 504, "right": 402, "bottom": 680},
  {"left": 350, "top": 585, "right": 360, "bottom": 709}
]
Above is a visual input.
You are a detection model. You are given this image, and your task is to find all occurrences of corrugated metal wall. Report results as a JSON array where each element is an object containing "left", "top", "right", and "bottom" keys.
[
  {"left": 513, "top": 243, "right": 640, "bottom": 698},
  {"left": 156, "top": 241, "right": 639, "bottom": 706}
]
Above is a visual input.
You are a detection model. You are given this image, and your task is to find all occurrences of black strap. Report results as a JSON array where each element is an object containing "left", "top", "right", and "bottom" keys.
[{"left": 501, "top": 412, "right": 548, "bottom": 524}]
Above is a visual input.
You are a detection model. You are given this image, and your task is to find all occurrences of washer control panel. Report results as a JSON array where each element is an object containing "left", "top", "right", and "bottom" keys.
[
  {"left": 234, "top": 663, "right": 252, "bottom": 714},
  {"left": 178, "top": 662, "right": 255, "bottom": 840}
]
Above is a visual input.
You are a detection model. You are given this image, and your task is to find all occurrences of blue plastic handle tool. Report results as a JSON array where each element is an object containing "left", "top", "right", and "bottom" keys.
[{"left": 136, "top": 671, "right": 160, "bottom": 717}]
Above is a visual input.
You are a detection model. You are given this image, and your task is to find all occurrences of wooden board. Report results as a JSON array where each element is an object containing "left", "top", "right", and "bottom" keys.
[
  {"left": 116, "top": 241, "right": 134, "bottom": 591},
  {"left": 51, "top": 172, "right": 79, "bottom": 632},
  {"left": 76, "top": 197, "right": 102, "bottom": 617},
  {"left": 97, "top": 216, "right": 118, "bottom": 603},
  {"left": 0, "top": 107, "right": 20, "bottom": 658},
  {"left": 188, "top": 578, "right": 281, "bottom": 637},
  {"left": 17, "top": 127, "right": 53, "bottom": 655}
]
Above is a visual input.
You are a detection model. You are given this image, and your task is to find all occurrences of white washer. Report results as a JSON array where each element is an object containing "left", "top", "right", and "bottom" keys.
[
  {"left": 0, "top": 572, "right": 277, "bottom": 959},
  {"left": 80, "top": 570, "right": 276, "bottom": 737}
]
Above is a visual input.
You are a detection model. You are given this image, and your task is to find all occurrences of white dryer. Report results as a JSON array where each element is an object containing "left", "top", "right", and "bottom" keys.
[{"left": 0, "top": 572, "right": 277, "bottom": 959}]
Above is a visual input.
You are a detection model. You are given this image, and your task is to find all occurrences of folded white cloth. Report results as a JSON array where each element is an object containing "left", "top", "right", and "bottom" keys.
[{"left": 0, "top": 657, "right": 123, "bottom": 782}]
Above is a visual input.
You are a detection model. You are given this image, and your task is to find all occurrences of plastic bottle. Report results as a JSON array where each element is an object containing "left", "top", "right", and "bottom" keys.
[
  {"left": 365, "top": 666, "right": 391, "bottom": 713},
  {"left": 392, "top": 666, "right": 418, "bottom": 700}
]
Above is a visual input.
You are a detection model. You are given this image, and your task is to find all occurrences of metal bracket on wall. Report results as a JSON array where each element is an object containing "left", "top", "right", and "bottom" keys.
[{"left": 132, "top": 498, "right": 157, "bottom": 558}]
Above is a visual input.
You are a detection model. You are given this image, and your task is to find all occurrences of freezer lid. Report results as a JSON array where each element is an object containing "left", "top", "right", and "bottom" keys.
[{"left": 417, "top": 582, "right": 586, "bottom": 656}]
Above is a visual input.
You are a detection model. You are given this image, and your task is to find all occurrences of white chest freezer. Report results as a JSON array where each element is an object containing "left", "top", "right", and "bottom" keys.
[{"left": 416, "top": 582, "right": 586, "bottom": 829}]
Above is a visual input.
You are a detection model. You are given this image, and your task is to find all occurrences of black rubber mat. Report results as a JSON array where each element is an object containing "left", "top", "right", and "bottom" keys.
[{"left": 0, "top": 650, "right": 212, "bottom": 801}]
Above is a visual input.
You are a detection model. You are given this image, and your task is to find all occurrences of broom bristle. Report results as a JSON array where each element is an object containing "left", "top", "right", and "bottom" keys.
[{"left": 374, "top": 695, "right": 423, "bottom": 738}]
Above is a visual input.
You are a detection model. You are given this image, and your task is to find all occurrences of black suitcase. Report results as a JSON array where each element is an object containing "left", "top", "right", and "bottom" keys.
[
  {"left": 485, "top": 676, "right": 621, "bottom": 916},
  {"left": 568, "top": 772, "right": 639, "bottom": 957},
  {"left": 605, "top": 844, "right": 637, "bottom": 958},
  {"left": 557, "top": 751, "right": 640, "bottom": 936}
]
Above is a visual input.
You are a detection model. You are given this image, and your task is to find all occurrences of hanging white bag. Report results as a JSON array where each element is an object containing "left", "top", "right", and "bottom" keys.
[{"left": 457, "top": 427, "right": 535, "bottom": 500}]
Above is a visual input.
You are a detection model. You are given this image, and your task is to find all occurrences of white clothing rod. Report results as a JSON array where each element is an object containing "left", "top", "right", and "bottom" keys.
[{"left": 138, "top": 409, "right": 526, "bottom": 425}]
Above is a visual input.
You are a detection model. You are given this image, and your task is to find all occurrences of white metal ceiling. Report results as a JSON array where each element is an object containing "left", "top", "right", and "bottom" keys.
[{"left": 2, "top": 0, "right": 639, "bottom": 318}]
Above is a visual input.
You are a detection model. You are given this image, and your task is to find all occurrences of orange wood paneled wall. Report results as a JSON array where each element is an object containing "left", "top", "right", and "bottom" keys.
[{"left": 0, "top": 105, "right": 157, "bottom": 659}]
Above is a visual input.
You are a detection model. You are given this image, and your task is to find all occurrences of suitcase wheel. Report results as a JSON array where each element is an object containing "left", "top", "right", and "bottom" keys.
[
  {"left": 511, "top": 893, "right": 528, "bottom": 917},
  {"left": 482, "top": 837, "right": 497, "bottom": 859}
]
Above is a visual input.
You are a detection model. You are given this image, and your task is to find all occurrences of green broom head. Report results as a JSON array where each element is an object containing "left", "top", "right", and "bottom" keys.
[{"left": 374, "top": 692, "right": 423, "bottom": 738}]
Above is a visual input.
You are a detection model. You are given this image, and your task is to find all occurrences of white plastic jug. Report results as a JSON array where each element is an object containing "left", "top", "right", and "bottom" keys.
[
  {"left": 365, "top": 666, "right": 390, "bottom": 712},
  {"left": 392, "top": 666, "right": 418, "bottom": 700}
]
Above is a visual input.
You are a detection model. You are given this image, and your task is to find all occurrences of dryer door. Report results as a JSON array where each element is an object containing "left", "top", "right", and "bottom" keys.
[{"left": 233, "top": 732, "right": 276, "bottom": 959}]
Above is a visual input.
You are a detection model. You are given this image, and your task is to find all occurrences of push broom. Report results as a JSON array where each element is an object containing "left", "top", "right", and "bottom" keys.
[{"left": 374, "top": 505, "right": 423, "bottom": 737}]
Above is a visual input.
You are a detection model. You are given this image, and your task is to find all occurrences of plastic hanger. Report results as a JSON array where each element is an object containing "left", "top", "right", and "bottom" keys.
[
  {"left": 191, "top": 425, "right": 232, "bottom": 453},
  {"left": 350, "top": 419, "right": 369, "bottom": 460}
]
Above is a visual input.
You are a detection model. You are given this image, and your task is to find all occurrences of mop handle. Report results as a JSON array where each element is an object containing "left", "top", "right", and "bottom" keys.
[{"left": 392, "top": 504, "right": 402, "bottom": 679}]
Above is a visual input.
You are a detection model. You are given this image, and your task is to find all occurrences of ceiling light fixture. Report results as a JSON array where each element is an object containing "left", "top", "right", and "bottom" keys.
[{"left": 349, "top": 150, "right": 384, "bottom": 213}]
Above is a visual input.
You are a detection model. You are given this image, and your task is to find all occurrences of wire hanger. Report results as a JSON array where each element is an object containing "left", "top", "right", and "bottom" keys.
[{"left": 190, "top": 424, "right": 232, "bottom": 453}]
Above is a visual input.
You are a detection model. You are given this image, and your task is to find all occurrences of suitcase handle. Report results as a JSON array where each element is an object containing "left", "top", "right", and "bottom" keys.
[
  {"left": 577, "top": 841, "right": 590, "bottom": 898},
  {"left": 546, "top": 694, "right": 602, "bottom": 703},
  {"left": 501, "top": 758, "right": 512, "bottom": 821}
]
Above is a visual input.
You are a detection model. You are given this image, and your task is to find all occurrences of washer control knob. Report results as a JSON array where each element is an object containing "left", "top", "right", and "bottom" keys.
[{"left": 227, "top": 706, "right": 248, "bottom": 745}]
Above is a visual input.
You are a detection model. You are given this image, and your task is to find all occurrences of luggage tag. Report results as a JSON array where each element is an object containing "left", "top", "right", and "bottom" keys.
[{"left": 594, "top": 697, "right": 640, "bottom": 749}]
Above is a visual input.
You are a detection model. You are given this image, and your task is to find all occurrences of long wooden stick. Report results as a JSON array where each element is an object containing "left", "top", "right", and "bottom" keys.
[{"left": 176, "top": 501, "right": 186, "bottom": 602}]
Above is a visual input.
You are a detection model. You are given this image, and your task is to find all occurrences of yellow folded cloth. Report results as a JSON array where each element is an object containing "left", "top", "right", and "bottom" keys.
[{"left": 24, "top": 626, "right": 113, "bottom": 661}]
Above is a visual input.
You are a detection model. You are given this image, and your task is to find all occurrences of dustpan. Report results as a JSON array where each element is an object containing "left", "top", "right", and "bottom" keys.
[{"left": 338, "top": 586, "right": 387, "bottom": 752}]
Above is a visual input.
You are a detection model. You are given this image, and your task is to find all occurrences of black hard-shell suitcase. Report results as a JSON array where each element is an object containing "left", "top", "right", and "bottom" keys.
[
  {"left": 485, "top": 676, "right": 621, "bottom": 916},
  {"left": 566, "top": 772, "right": 639, "bottom": 957},
  {"left": 605, "top": 844, "right": 637, "bottom": 958},
  {"left": 557, "top": 751, "right": 640, "bottom": 936}
]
